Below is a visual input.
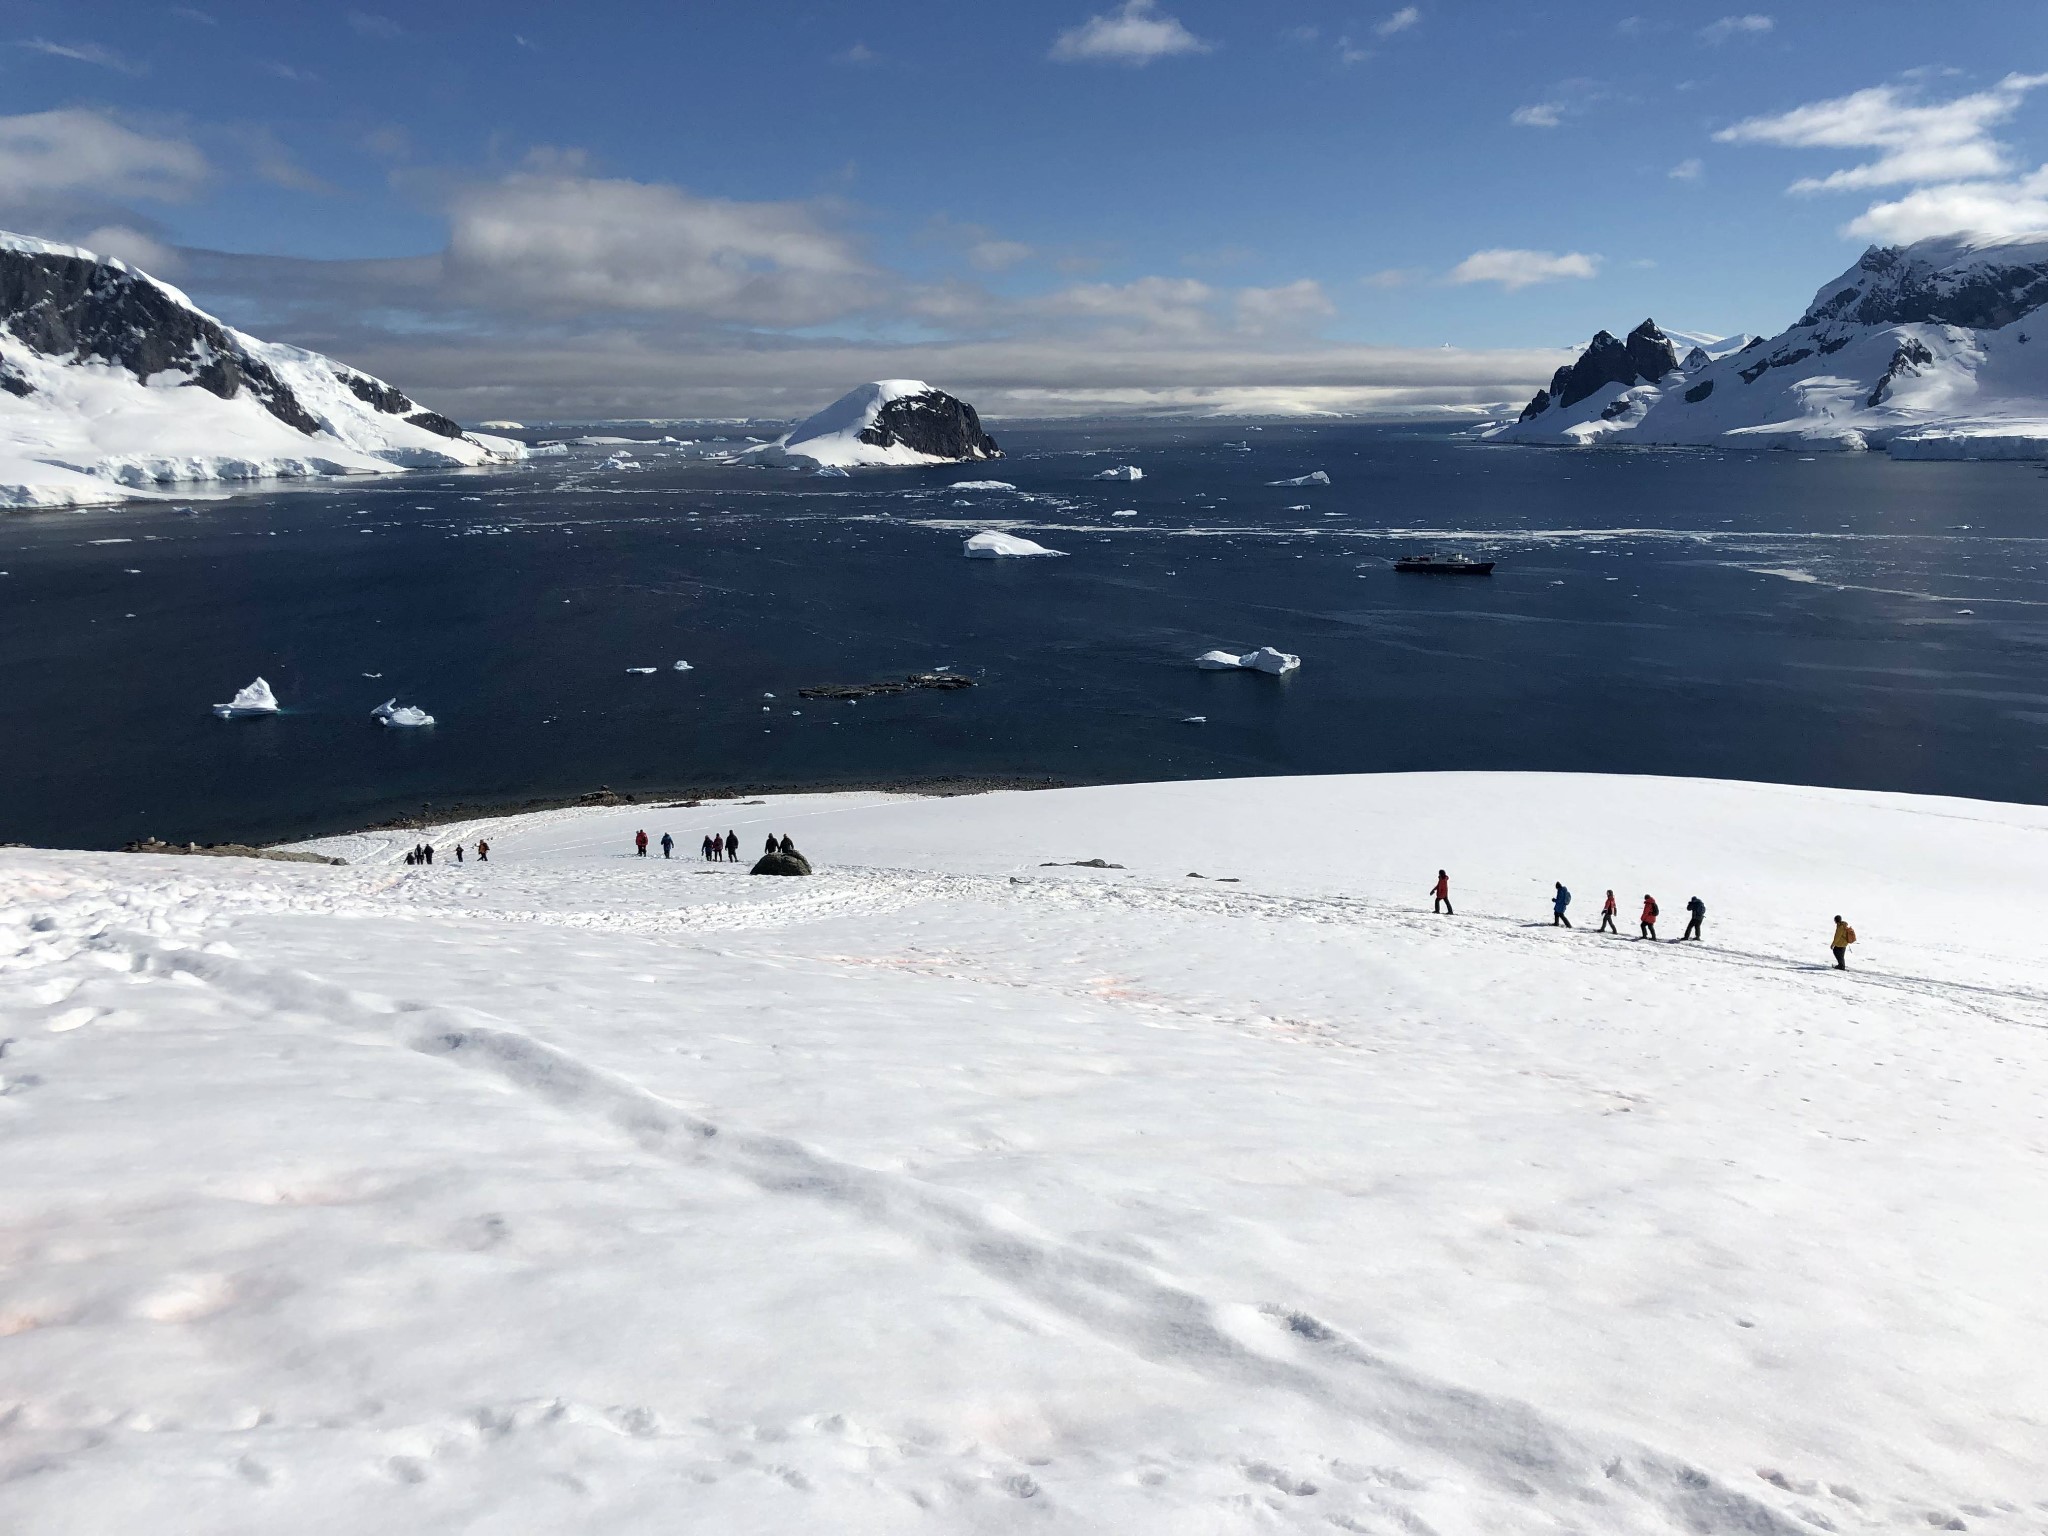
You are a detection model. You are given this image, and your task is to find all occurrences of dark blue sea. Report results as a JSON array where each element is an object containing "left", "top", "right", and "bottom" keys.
[{"left": 5, "top": 420, "right": 2048, "bottom": 849}]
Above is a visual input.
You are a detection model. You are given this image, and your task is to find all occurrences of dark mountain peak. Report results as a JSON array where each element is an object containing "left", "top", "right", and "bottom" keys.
[
  {"left": 858, "top": 386, "right": 1001, "bottom": 460},
  {"left": 1523, "top": 318, "right": 1680, "bottom": 417}
]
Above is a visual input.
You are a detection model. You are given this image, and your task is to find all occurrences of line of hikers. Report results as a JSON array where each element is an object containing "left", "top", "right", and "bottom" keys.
[
  {"left": 631, "top": 829, "right": 801, "bottom": 863},
  {"left": 403, "top": 839, "right": 489, "bottom": 866},
  {"left": 1430, "top": 870, "right": 1858, "bottom": 969}
]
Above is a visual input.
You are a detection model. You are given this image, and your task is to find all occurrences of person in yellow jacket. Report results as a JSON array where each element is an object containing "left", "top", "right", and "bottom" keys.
[{"left": 1830, "top": 915, "right": 1856, "bottom": 970}]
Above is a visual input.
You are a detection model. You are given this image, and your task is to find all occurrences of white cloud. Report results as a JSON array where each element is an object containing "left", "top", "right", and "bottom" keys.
[
  {"left": 1447, "top": 249, "right": 1601, "bottom": 290},
  {"left": 1510, "top": 103, "right": 1563, "bottom": 128},
  {"left": 1844, "top": 167, "right": 2048, "bottom": 243},
  {"left": 81, "top": 225, "right": 180, "bottom": 274},
  {"left": 1376, "top": 7, "right": 1421, "bottom": 37},
  {"left": 1669, "top": 157, "right": 1703, "bottom": 180},
  {"left": 836, "top": 42, "right": 878, "bottom": 65},
  {"left": 1715, "top": 73, "right": 2048, "bottom": 191},
  {"left": 15, "top": 37, "right": 146, "bottom": 74},
  {"left": 1699, "top": 14, "right": 1773, "bottom": 43},
  {"left": 967, "top": 239, "right": 1034, "bottom": 272},
  {"left": 1336, "top": 36, "right": 1373, "bottom": 65},
  {"left": 0, "top": 109, "right": 207, "bottom": 204},
  {"left": 439, "top": 171, "right": 877, "bottom": 325},
  {"left": 345, "top": 11, "right": 402, "bottom": 39},
  {"left": 1051, "top": 1, "right": 1210, "bottom": 66},
  {"left": 1233, "top": 278, "right": 1336, "bottom": 333}
]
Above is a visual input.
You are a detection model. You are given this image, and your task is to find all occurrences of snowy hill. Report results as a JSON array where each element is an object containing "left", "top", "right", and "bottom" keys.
[
  {"left": 1488, "top": 233, "right": 2048, "bottom": 456},
  {"left": 3, "top": 771, "right": 2045, "bottom": 1532},
  {"left": 0, "top": 232, "right": 522, "bottom": 508},
  {"left": 759, "top": 379, "right": 1002, "bottom": 468}
]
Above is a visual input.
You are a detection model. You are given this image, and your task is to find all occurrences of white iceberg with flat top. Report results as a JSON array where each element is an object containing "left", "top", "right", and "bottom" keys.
[
  {"left": 964, "top": 530, "right": 1065, "bottom": 559},
  {"left": 1195, "top": 646, "right": 1301, "bottom": 674},
  {"left": 1092, "top": 465, "right": 1143, "bottom": 481},
  {"left": 212, "top": 677, "right": 279, "bottom": 718},
  {"left": 372, "top": 698, "right": 435, "bottom": 728}
]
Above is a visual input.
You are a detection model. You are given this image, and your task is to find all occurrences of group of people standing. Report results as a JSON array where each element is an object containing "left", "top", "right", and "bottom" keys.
[
  {"left": 1432, "top": 871, "right": 1857, "bottom": 968},
  {"left": 629, "top": 829, "right": 803, "bottom": 863},
  {"left": 403, "top": 838, "right": 488, "bottom": 866}
]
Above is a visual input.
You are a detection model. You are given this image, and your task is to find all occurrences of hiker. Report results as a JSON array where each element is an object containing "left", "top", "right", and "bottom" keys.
[
  {"left": 1682, "top": 895, "right": 1705, "bottom": 941},
  {"left": 1430, "top": 870, "right": 1453, "bottom": 915},
  {"left": 1831, "top": 915, "right": 1856, "bottom": 970},
  {"left": 1552, "top": 882, "right": 1572, "bottom": 928},
  {"left": 476, "top": 839, "right": 489, "bottom": 862},
  {"left": 635, "top": 829, "right": 648, "bottom": 858},
  {"left": 660, "top": 832, "right": 674, "bottom": 859},
  {"left": 1598, "top": 889, "right": 1618, "bottom": 933},
  {"left": 778, "top": 833, "right": 796, "bottom": 855},
  {"left": 423, "top": 843, "right": 434, "bottom": 866},
  {"left": 725, "top": 830, "right": 739, "bottom": 861},
  {"left": 404, "top": 849, "right": 416, "bottom": 866},
  {"left": 454, "top": 843, "right": 464, "bottom": 864},
  {"left": 700, "top": 834, "right": 713, "bottom": 861},
  {"left": 765, "top": 833, "right": 780, "bottom": 855},
  {"left": 1639, "top": 893, "right": 1659, "bottom": 939}
]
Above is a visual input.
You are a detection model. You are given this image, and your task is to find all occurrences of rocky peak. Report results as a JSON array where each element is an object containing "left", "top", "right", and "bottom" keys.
[
  {"left": 1799, "top": 237, "right": 2048, "bottom": 331},
  {"left": 858, "top": 387, "right": 1001, "bottom": 461},
  {"left": 1523, "top": 318, "right": 1680, "bottom": 417}
]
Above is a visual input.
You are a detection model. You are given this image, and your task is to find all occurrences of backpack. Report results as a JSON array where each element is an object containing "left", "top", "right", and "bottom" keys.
[
  {"left": 1646, "top": 898, "right": 1660, "bottom": 918},
  {"left": 1842, "top": 925, "right": 1857, "bottom": 944}
]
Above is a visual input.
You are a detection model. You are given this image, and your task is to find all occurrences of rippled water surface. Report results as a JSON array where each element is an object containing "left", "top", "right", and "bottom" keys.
[{"left": 5, "top": 420, "right": 2047, "bottom": 847}]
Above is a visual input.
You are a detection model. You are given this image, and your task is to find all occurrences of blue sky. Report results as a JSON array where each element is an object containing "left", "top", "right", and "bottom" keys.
[{"left": 4, "top": 1, "right": 2044, "bottom": 419}]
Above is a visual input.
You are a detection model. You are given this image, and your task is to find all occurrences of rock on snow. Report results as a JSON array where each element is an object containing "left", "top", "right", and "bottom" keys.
[{"left": 2, "top": 772, "right": 2045, "bottom": 1531}]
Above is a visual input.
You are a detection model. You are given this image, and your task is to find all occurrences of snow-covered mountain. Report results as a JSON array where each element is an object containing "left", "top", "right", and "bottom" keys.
[
  {"left": 759, "top": 379, "right": 1001, "bottom": 468},
  {"left": 0, "top": 232, "right": 522, "bottom": 508},
  {"left": 1487, "top": 233, "right": 2048, "bottom": 457}
]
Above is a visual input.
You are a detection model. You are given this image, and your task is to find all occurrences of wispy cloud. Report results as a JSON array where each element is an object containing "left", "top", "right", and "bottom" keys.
[
  {"left": 1447, "top": 249, "right": 1601, "bottom": 290},
  {"left": 836, "top": 42, "right": 878, "bottom": 65},
  {"left": 1668, "top": 157, "right": 1703, "bottom": 180},
  {"left": 0, "top": 108, "right": 207, "bottom": 204},
  {"left": 171, "top": 6, "right": 217, "bottom": 23},
  {"left": 1051, "top": 1, "right": 1210, "bottom": 66},
  {"left": 1699, "top": 14, "right": 1773, "bottom": 44},
  {"left": 1376, "top": 7, "right": 1421, "bottom": 37},
  {"left": 1510, "top": 103, "right": 1564, "bottom": 128},
  {"left": 15, "top": 38, "right": 146, "bottom": 75},
  {"left": 346, "top": 12, "right": 402, "bottom": 39}
]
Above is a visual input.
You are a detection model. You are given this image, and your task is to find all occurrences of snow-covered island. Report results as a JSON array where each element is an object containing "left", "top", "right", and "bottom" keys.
[
  {"left": 0, "top": 232, "right": 523, "bottom": 509},
  {"left": 2, "top": 771, "right": 2043, "bottom": 1531},
  {"left": 1487, "top": 233, "right": 2048, "bottom": 456},
  {"left": 755, "top": 380, "right": 1001, "bottom": 469}
]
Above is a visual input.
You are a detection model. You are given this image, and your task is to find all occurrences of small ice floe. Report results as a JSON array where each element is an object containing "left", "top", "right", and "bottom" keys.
[
  {"left": 816, "top": 465, "right": 851, "bottom": 477},
  {"left": 952, "top": 480, "right": 1017, "bottom": 492},
  {"left": 625, "top": 667, "right": 657, "bottom": 674},
  {"left": 1269, "top": 471, "right": 1331, "bottom": 487},
  {"left": 213, "top": 677, "right": 280, "bottom": 718},
  {"left": 764, "top": 692, "right": 776, "bottom": 698},
  {"left": 1112, "top": 509, "right": 1138, "bottom": 517},
  {"left": 372, "top": 698, "right": 435, "bottom": 728},
  {"left": 965, "top": 530, "right": 1066, "bottom": 559},
  {"left": 1957, "top": 608, "right": 1975, "bottom": 615},
  {"left": 1195, "top": 647, "right": 1300, "bottom": 675},
  {"left": 673, "top": 660, "right": 693, "bottom": 671},
  {"left": 1092, "top": 465, "right": 1142, "bottom": 481},
  {"left": 1181, "top": 715, "right": 1207, "bottom": 724},
  {"left": 1284, "top": 504, "right": 1311, "bottom": 512}
]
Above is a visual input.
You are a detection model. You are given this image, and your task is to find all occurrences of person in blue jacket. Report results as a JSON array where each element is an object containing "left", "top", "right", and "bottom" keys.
[
  {"left": 1552, "top": 882, "right": 1572, "bottom": 928},
  {"left": 1682, "top": 895, "right": 1705, "bottom": 941}
]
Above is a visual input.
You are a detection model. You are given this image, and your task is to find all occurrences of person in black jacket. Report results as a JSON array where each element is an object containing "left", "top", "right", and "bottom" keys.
[
  {"left": 724, "top": 830, "right": 739, "bottom": 860},
  {"left": 1682, "top": 895, "right": 1705, "bottom": 941},
  {"left": 778, "top": 833, "right": 797, "bottom": 855}
]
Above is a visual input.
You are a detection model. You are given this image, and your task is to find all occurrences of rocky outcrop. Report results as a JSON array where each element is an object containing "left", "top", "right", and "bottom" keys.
[
  {"left": 860, "top": 388, "right": 1000, "bottom": 460},
  {"left": 1800, "top": 240, "right": 2048, "bottom": 331},
  {"left": 0, "top": 242, "right": 321, "bottom": 432},
  {"left": 1520, "top": 319, "right": 1679, "bottom": 418},
  {"left": 751, "top": 849, "right": 814, "bottom": 876}
]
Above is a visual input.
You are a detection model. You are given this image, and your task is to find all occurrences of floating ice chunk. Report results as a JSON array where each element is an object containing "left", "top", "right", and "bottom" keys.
[
  {"left": 625, "top": 667, "right": 657, "bottom": 675},
  {"left": 1194, "top": 647, "right": 1300, "bottom": 675},
  {"left": 1092, "top": 465, "right": 1142, "bottom": 481},
  {"left": 951, "top": 480, "right": 1017, "bottom": 492},
  {"left": 213, "top": 677, "right": 279, "bottom": 718},
  {"left": 1112, "top": 509, "right": 1138, "bottom": 517},
  {"left": 1269, "top": 471, "right": 1330, "bottom": 486},
  {"left": 530, "top": 443, "right": 569, "bottom": 457},
  {"left": 1285, "top": 504, "right": 1311, "bottom": 511},
  {"left": 673, "top": 660, "right": 693, "bottom": 671},
  {"left": 1181, "top": 715, "right": 1207, "bottom": 723},
  {"left": 372, "top": 698, "right": 435, "bottom": 728},
  {"left": 965, "top": 530, "right": 1066, "bottom": 559},
  {"left": 816, "top": 465, "right": 851, "bottom": 477}
]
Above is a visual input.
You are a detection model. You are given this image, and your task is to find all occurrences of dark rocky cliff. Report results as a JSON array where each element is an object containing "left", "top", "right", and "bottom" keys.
[
  {"left": 1518, "top": 319, "right": 1679, "bottom": 420},
  {"left": 859, "top": 389, "right": 1001, "bottom": 460}
]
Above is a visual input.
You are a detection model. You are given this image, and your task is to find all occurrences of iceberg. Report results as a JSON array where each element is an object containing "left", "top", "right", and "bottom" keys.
[
  {"left": 964, "top": 530, "right": 1066, "bottom": 559},
  {"left": 1112, "top": 509, "right": 1138, "bottom": 517},
  {"left": 625, "top": 667, "right": 657, "bottom": 675},
  {"left": 951, "top": 480, "right": 1017, "bottom": 492},
  {"left": 1269, "top": 472, "right": 1330, "bottom": 486},
  {"left": 673, "top": 660, "right": 694, "bottom": 671},
  {"left": 372, "top": 698, "right": 435, "bottom": 728},
  {"left": 1194, "top": 647, "right": 1301, "bottom": 675},
  {"left": 816, "top": 465, "right": 851, "bottom": 477},
  {"left": 1093, "top": 465, "right": 1142, "bottom": 481},
  {"left": 212, "top": 677, "right": 279, "bottom": 718}
]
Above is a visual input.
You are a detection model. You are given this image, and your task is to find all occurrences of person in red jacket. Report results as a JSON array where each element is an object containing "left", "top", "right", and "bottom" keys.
[
  {"left": 1639, "top": 893, "right": 1659, "bottom": 939},
  {"left": 634, "top": 829, "right": 648, "bottom": 857},
  {"left": 1598, "top": 889, "right": 1618, "bottom": 933},
  {"left": 1430, "top": 869, "right": 1453, "bottom": 915}
]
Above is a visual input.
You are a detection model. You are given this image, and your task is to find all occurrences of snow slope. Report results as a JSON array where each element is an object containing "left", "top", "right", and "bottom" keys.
[
  {"left": 2, "top": 772, "right": 2046, "bottom": 1534},
  {"left": 759, "top": 380, "right": 1001, "bottom": 469},
  {"left": 1489, "top": 233, "right": 2048, "bottom": 456},
  {"left": 0, "top": 233, "right": 522, "bottom": 508}
]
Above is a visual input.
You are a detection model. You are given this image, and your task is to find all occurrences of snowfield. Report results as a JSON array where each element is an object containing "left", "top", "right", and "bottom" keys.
[{"left": 2, "top": 772, "right": 2045, "bottom": 1534}]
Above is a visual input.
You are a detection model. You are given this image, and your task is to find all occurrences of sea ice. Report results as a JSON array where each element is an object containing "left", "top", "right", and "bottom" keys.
[
  {"left": 673, "top": 661, "right": 693, "bottom": 671},
  {"left": 625, "top": 667, "right": 656, "bottom": 675},
  {"left": 951, "top": 480, "right": 1017, "bottom": 492},
  {"left": 1112, "top": 509, "right": 1138, "bottom": 516},
  {"left": 1269, "top": 471, "right": 1331, "bottom": 486},
  {"left": 1195, "top": 646, "right": 1301, "bottom": 674},
  {"left": 964, "top": 530, "right": 1066, "bottom": 559},
  {"left": 371, "top": 698, "right": 435, "bottom": 728},
  {"left": 211, "top": 677, "right": 279, "bottom": 717},
  {"left": 1093, "top": 465, "right": 1143, "bottom": 480}
]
